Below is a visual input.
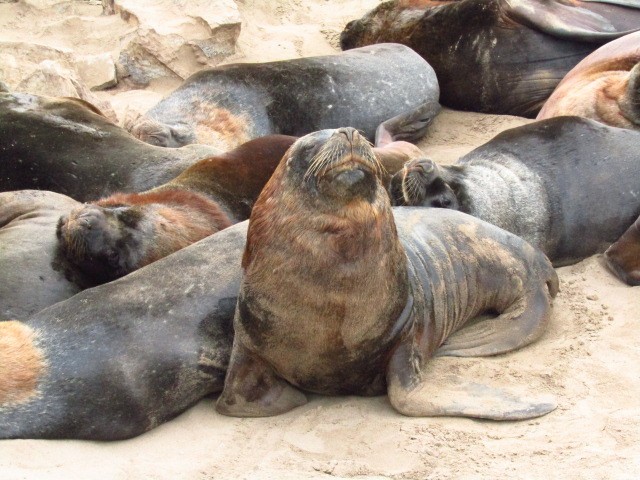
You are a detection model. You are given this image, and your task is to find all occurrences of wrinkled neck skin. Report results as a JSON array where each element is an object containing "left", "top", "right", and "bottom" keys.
[
  {"left": 237, "top": 167, "right": 409, "bottom": 394},
  {"left": 454, "top": 156, "right": 551, "bottom": 253}
]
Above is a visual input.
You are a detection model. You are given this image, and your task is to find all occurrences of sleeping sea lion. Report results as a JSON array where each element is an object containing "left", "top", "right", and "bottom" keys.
[
  {"left": 0, "top": 92, "right": 220, "bottom": 201},
  {"left": 388, "top": 116, "right": 640, "bottom": 266},
  {"left": 340, "top": 0, "right": 640, "bottom": 117},
  {"left": 127, "top": 43, "right": 441, "bottom": 150},
  {"left": 216, "top": 127, "right": 559, "bottom": 420},
  {"left": 537, "top": 30, "right": 640, "bottom": 130}
]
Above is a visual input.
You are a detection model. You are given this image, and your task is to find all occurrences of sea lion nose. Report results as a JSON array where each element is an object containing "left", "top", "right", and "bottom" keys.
[{"left": 336, "top": 127, "right": 358, "bottom": 142}]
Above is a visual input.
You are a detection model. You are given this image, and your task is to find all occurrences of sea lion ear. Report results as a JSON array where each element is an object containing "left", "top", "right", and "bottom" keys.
[{"left": 168, "top": 124, "right": 196, "bottom": 147}]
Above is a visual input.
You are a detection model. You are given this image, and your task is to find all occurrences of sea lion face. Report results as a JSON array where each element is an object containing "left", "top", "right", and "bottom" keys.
[
  {"left": 286, "top": 128, "right": 383, "bottom": 206},
  {"left": 389, "top": 158, "right": 459, "bottom": 209},
  {"left": 57, "top": 204, "right": 147, "bottom": 284},
  {"left": 604, "top": 217, "right": 640, "bottom": 286},
  {"left": 129, "top": 117, "right": 195, "bottom": 148}
]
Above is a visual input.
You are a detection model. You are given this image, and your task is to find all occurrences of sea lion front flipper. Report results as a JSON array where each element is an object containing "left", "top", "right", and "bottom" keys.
[
  {"left": 387, "top": 342, "right": 557, "bottom": 420},
  {"left": 375, "top": 100, "right": 441, "bottom": 147},
  {"left": 503, "top": 0, "right": 638, "bottom": 41},
  {"left": 216, "top": 338, "right": 308, "bottom": 418},
  {"left": 436, "top": 284, "right": 554, "bottom": 357}
]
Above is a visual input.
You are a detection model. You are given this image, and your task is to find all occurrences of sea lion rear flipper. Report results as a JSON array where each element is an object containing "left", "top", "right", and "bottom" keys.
[
  {"left": 504, "top": 0, "right": 639, "bottom": 42},
  {"left": 387, "top": 342, "right": 556, "bottom": 420},
  {"left": 375, "top": 100, "right": 441, "bottom": 147},
  {"left": 436, "top": 284, "right": 554, "bottom": 357},
  {"left": 216, "top": 337, "right": 307, "bottom": 417}
]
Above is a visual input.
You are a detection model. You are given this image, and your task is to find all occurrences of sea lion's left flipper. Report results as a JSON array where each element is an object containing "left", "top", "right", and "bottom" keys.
[
  {"left": 503, "top": 0, "right": 639, "bottom": 42},
  {"left": 436, "top": 284, "right": 554, "bottom": 357},
  {"left": 387, "top": 344, "right": 557, "bottom": 420},
  {"left": 375, "top": 100, "right": 441, "bottom": 147},
  {"left": 216, "top": 337, "right": 307, "bottom": 417}
]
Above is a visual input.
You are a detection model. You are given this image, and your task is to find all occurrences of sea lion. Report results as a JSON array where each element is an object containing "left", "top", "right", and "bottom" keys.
[
  {"left": 55, "top": 135, "right": 296, "bottom": 286},
  {"left": 0, "top": 92, "right": 220, "bottom": 201},
  {"left": 605, "top": 215, "right": 640, "bottom": 286},
  {"left": 340, "top": 0, "right": 640, "bottom": 117},
  {"left": 537, "top": 30, "right": 640, "bottom": 130},
  {"left": 0, "top": 221, "right": 247, "bottom": 440},
  {"left": 0, "top": 190, "right": 82, "bottom": 320},
  {"left": 388, "top": 116, "right": 640, "bottom": 266},
  {"left": 216, "top": 127, "right": 559, "bottom": 420},
  {"left": 127, "top": 43, "right": 441, "bottom": 150}
]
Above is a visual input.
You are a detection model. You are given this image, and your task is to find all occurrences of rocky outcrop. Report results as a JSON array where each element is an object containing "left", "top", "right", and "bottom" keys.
[{"left": 113, "top": 0, "right": 242, "bottom": 86}]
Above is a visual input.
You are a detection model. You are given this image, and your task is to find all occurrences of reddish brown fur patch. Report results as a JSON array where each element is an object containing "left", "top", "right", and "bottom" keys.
[
  {"left": 193, "top": 105, "right": 251, "bottom": 149},
  {"left": 0, "top": 321, "right": 46, "bottom": 406}
]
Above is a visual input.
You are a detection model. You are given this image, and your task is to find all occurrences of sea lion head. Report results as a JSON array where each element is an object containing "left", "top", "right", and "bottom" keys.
[
  {"left": 244, "top": 126, "right": 401, "bottom": 270},
  {"left": 340, "top": 1, "right": 399, "bottom": 50},
  {"left": 57, "top": 203, "right": 149, "bottom": 284},
  {"left": 604, "top": 216, "right": 640, "bottom": 286},
  {"left": 388, "top": 158, "right": 459, "bottom": 209},
  {"left": 128, "top": 116, "right": 195, "bottom": 148},
  {"left": 340, "top": 1, "right": 427, "bottom": 50}
]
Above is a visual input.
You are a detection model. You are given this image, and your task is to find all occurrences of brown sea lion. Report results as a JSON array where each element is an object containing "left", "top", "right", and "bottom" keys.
[
  {"left": 605, "top": 215, "right": 640, "bottom": 286},
  {"left": 0, "top": 92, "right": 220, "bottom": 201},
  {"left": 127, "top": 43, "right": 441, "bottom": 150},
  {"left": 340, "top": 0, "right": 640, "bottom": 117},
  {"left": 388, "top": 117, "right": 640, "bottom": 267},
  {"left": 537, "top": 30, "right": 640, "bottom": 130},
  {"left": 216, "top": 127, "right": 559, "bottom": 420},
  {"left": 56, "top": 135, "right": 295, "bottom": 286},
  {"left": 56, "top": 135, "right": 424, "bottom": 286}
]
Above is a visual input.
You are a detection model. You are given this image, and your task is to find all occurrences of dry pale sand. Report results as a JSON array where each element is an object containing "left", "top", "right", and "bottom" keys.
[{"left": 1, "top": 1, "right": 639, "bottom": 479}]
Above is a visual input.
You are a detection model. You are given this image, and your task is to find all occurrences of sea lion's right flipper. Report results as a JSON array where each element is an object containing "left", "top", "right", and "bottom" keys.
[
  {"left": 216, "top": 337, "right": 307, "bottom": 418},
  {"left": 375, "top": 100, "right": 441, "bottom": 147},
  {"left": 436, "top": 284, "right": 555, "bottom": 358},
  {"left": 387, "top": 341, "right": 557, "bottom": 420},
  {"left": 503, "top": 0, "right": 640, "bottom": 42}
]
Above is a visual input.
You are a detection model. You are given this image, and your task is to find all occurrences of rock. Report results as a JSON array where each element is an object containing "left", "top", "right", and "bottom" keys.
[
  {"left": 113, "top": 0, "right": 241, "bottom": 85},
  {"left": 74, "top": 53, "right": 117, "bottom": 90},
  {"left": 0, "top": 42, "right": 117, "bottom": 121}
]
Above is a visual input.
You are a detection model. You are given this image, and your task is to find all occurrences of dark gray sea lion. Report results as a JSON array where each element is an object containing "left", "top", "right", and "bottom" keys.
[
  {"left": 0, "top": 190, "right": 82, "bottom": 320},
  {"left": 0, "top": 220, "right": 247, "bottom": 440},
  {"left": 605, "top": 215, "right": 640, "bottom": 285},
  {"left": 128, "top": 43, "right": 441, "bottom": 149},
  {"left": 340, "top": 0, "right": 640, "bottom": 117},
  {"left": 0, "top": 92, "right": 220, "bottom": 201},
  {"left": 537, "top": 30, "right": 640, "bottom": 130},
  {"left": 216, "top": 128, "right": 559, "bottom": 420},
  {"left": 389, "top": 116, "right": 640, "bottom": 266}
]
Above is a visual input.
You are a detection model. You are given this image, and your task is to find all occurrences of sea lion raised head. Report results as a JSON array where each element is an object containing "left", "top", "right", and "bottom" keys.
[
  {"left": 57, "top": 190, "right": 231, "bottom": 285},
  {"left": 388, "top": 157, "right": 459, "bottom": 209}
]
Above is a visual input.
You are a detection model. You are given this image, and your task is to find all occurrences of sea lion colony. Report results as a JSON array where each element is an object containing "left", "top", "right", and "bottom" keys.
[{"left": 0, "top": 0, "right": 639, "bottom": 440}]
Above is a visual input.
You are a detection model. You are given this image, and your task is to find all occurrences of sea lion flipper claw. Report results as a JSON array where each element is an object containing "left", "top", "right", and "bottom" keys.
[
  {"left": 387, "top": 346, "right": 556, "bottom": 420},
  {"left": 436, "top": 286, "right": 553, "bottom": 357},
  {"left": 374, "top": 100, "right": 441, "bottom": 147},
  {"left": 216, "top": 338, "right": 307, "bottom": 418}
]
